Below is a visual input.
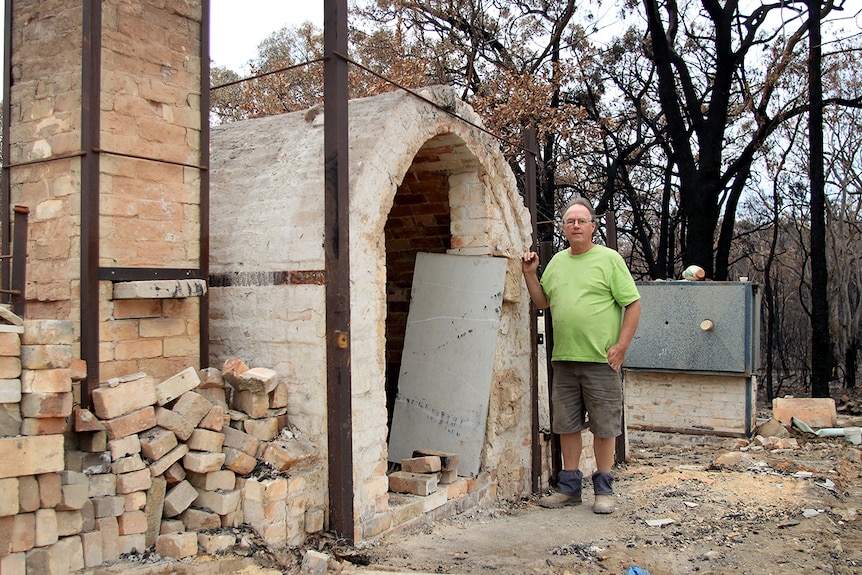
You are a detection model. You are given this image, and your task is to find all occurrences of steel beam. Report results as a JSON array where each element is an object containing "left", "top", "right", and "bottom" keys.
[
  {"left": 80, "top": 0, "right": 102, "bottom": 409},
  {"left": 323, "top": 0, "right": 354, "bottom": 543}
]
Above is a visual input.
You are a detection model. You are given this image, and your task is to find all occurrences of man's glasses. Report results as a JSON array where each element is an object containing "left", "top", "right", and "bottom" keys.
[{"left": 563, "top": 218, "right": 592, "bottom": 227}]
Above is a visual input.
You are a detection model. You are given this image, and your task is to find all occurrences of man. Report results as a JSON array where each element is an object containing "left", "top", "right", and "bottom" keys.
[{"left": 522, "top": 197, "right": 641, "bottom": 514}]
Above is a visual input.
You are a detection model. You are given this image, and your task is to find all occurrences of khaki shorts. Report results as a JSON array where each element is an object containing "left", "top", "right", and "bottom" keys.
[{"left": 550, "top": 361, "right": 623, "bottom": 438}]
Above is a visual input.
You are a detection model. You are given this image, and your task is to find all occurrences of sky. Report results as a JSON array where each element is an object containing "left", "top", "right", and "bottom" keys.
[{"left": 210, "top": 1, "right": 324, "bottom": 73}]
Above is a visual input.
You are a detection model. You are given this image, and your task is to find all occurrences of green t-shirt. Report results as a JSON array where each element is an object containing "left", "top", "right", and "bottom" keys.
[{"left": 540, "top": 245, "right": 640, "bottom": 363}]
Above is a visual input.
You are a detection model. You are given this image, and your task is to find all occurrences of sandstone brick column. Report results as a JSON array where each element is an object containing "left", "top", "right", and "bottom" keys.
[{"left": 5, "top": 1, "right": 208, "bottom": 398}]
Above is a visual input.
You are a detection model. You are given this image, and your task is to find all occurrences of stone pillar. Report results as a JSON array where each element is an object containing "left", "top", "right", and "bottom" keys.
[{"left": 6, "top": 0, "right": 206, "bottom": 385}]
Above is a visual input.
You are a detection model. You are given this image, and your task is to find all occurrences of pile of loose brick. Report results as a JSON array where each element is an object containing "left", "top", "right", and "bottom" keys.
[
  {"left": 66, "top": 357, "right": 319, "bottom": 564},
  {"left": 386, "top": 448, "right": 491, "bottom": 524},
  {"left": 389, "top": 449, "right": 461, "bottom": 496}
]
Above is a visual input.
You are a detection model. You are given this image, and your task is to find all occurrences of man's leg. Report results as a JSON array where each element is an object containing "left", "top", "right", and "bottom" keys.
[
  {"left": 560, "top": 431, "right": 583, "bottom": 471},
  {"left": 539, "top": 431, "right": 584, "bottom": 508},
  {"left": 592, "top": 436, "right": 617, "bottom": 514},
  {"left": 593, "top": 435, "right": 615, "bottom": 473},
  {"left": 540, "top": 362, "right": 585, "bottom": 508}
]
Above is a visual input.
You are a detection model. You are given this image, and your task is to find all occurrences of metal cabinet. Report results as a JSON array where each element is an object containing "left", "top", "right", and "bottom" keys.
[{"left": 625, "top": 281, "right": 761, "bottom": 375}]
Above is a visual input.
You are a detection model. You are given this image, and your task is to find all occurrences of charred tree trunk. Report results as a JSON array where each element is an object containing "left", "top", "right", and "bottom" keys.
[
  {"left": 846, "top": 339, "right": 858, "bottom": 389},
  {"left": 808, "top": 0, "right": 832, "bottom": 398}
]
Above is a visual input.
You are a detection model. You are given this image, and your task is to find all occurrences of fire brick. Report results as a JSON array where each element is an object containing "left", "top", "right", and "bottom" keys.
[
  {"left": 244, "top": 417, "right": 279, "bottom": 441},
  {"left": 222, "top": 447, "right": 256, "bottom": 475},
  {"left": 193, "top": 488, "right": 241, "bottom": 516},
  {"left": 34, "top": 509, "right": 58, "bottom": 547},
  {"left": 20, "top": 417, "right": 68, "bottom": 436},
  {"left": 20, "top": 369, "right": 71, "bottom": 394},
  {"left": 91, "top": 377, "right": 157, "bottom": 420},
  {"left": 139, "top": 427, "right": 178, "bottom": 461},
  {"left": 154, "top": 407, "right": 194, "bottom": 441},
  {"left": 198, "top": 405, "right": 225, "bottom": 431},
  {"left": 18, "top": 475, "right": 39, "bottom": 513},
  {"left": 108, "top": 435, "right": 141, "bottom": 459},
  {"left": 401, "top": 456, "right": 442, "bottom": 473},
  {"left": 222, "top": 426, "right": 260, "bottom": 456},
  {"left": 155, "top": 531, "right": 198, "bottom": 559},
  {"left": 55, "top": 510, "right": 83, "bottom": 537},
  {"left": 38, "top": 473, "right": 62, "bottom": 508},
  {"left": 186, "top": 429, "right": 225, "bottom": 453},
  {"left": 179, "top": 508, "right": 220, "bottom": 531},
  {"left": 111, "top": 454, "right": 145, "bottom": 475},
  {"left": 172, "top": 391, "right": 212, "bottom": 427},
  {"left": 116, "top": 468, "right": 152, "bottom": 494},
  {"left": 156, "top": 367, "right": 201, "bottom": 406},
  {"left": 388, "top": 471, "right": 439, "bottom": 496},
  {"left": 183, "top": 451, "right": 226, "bottom": 474},
  {"left": 0, "top": 478, "right": 18, "bottom": 517},
  {"left": 103, "top": 407, "right": 157, "bottom": 440},
  {"left": 185, "top": 469, "right": 236, "bottom": 492},
  {"left": 148, "top": 444, "right": 189, "bottom": 477},
  {"left": 163, "top": 481, "right": 198, "bottom": 518},
  {"left": 117, "top": 511, "right": 148, "bottom": 535},
  {"left": 233, "top": 390, "right": 269, "bottom": 418},
  {"left": 20, "top": 392, "right": 72, "bottom": 419}
]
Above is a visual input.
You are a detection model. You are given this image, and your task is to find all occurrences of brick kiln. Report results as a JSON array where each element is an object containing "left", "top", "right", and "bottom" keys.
[{"left": 209, "top": 86, "right": 540, "bottom": 540}]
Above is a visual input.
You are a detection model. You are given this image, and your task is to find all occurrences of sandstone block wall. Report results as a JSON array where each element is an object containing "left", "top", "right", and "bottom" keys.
[
  {"left": 625, "top": 371, "right": 756, "bottom": 442},
  {"left": 7, "top": 0, "right": 204, "bottom": 383},
  {"left": 8, "top": 0, "right": 83, "bottom": 324}
]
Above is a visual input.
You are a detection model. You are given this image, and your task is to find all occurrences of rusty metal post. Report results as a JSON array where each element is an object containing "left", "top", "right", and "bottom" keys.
[
  {"left": 323, "top": 0, "right": 354, "bottom": 543},
  {"left": 10, "top": 206, "right": 28, "bottom": 315},
  {"left": 2, "top": 0, "right": 13, "bottom": 307},
  {"left": 80, "top": 0, "right": 102, "bottom": 409},
  {"left": 539, "top": 240, "right": 561, "bottom": 483},
  {"left": 524, "top": 129, "right": 541, "bottom": 492},
  {"left": 199, "top": 0, "right": 211, "bottom": 370}
]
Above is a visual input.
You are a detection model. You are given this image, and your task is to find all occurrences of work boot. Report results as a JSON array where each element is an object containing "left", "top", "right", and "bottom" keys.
[
  {"left": 539, "top": 470, "right": 582, "bottom": 508},
  {"left": 592, "top": 471, "right": 615, "bottom": 514}
]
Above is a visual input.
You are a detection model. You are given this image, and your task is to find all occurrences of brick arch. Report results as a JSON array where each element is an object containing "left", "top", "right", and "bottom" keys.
[
  {"left": 211, "top": 87, "right": 535, "bottom": 541},
  {"left": 383, "top": 134, "right": 481, "bottom": 429}
]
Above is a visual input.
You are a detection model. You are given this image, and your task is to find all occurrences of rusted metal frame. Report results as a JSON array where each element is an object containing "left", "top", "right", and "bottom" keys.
[
  {"left": 208, "top": 269, "right": 325, "bottom": 287},
  {"left": 539, "top": 241, "right": 561, "bottom": 483},
  {"left": 4, "top": 151, "right": 87, "bottom": 169},
  {"left": 627, "top": 423, "right": 747, "bottom": 439},
  {"left": 1, "top": 0, "right": 13, "bottom": 306},
  {"left": 199, "top": 0, "right": 211, "bottom": 371},
  {"left": 210, "top": 57, "right": 325, "bottom": 91},
  {"left": 99, "top": 267, "right": 202, "bottom": 281},
  {"left": 92, "top": 147, "right": 207, "bottom": 171},
  {"left": 80, "top": 0, "right": 103, "bottom": 409},
  {"left": 10, "top": 206, "right": 28, "bottom": 314},
  {"left": 324, "top": 0, "right": 354, "bottom": 543},
  {"left": 339, "top": 54, "right": 525, "bottom": 152},
  {"left": 524, "top": 129, "right": 542, "bottom": 493},
  {"left": 604, "top": 199, "right": 626, "bottom": 464}
]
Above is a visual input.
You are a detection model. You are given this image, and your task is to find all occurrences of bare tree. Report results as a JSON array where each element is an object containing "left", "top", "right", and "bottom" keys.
[{"left": 639, "top": 0, "right": 852, "bottom": 280}]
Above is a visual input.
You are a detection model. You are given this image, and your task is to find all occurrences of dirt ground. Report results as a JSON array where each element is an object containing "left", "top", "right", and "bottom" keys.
[
  {"left": 328, "top": 407, "right": 862, "bottom": 575},
  {"left": 115, "top": 400, "right": 862, "bottom": 575},
  {"left": 338, "top": 437, "right": 862, "bottom": 575}
]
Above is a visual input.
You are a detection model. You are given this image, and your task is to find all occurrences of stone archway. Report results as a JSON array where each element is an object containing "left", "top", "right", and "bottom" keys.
[{"left": 210, "top": 86, "right": 537, "bottom": 541}]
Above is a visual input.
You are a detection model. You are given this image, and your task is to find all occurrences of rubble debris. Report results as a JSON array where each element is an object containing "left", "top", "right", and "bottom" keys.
[
  {"left": 644, "top": 518, "right": 675, "bottom": 527},
  {"left": 792, "top": 417, "right": 862, "bottom": 445},
  {"left": 772, "top": 397, "right": 838, "bottom": 428}
]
